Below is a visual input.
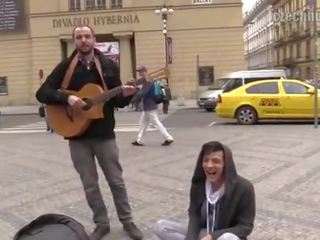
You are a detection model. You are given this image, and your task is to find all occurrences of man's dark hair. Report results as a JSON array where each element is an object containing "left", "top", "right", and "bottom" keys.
[
  {"left": 72, "top": 25, "right": 95, "bottom": 39},
  {"left": 202, "top": 141, "right": 224, "bottom": 156}
]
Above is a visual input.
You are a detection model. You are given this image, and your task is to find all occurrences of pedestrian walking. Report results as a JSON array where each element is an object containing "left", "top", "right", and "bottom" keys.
[{"left": 132, "top": 65, "right": 174, "bottom": 146}]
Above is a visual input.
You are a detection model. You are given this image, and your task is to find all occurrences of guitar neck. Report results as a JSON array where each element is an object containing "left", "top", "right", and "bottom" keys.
[
  {"left": 90, "top": 86, "right": 123, "bottom": 106},
  {"left": 87, "top": 75, "right": 161, "bottom": 107}
]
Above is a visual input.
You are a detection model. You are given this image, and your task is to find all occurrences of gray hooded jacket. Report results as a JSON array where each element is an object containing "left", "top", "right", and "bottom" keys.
[{"left": 185, "top": 141, "right": 255, "bottom": 240}]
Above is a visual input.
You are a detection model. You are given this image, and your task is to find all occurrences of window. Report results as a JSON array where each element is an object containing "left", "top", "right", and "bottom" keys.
[
  {"left": 283, "top": 82, "right": 308, "bottom": 94},
  {"left": 245, "top": 77, "right": 282, "bottom": 84},
  {"left": 306, "top": 40, "right": 311, "bottom": 58},
  {"left": 198, "top": 66, "right": 214, "bottom": 86},
  {"left": 288, "top": 22, "right": 293, "bottom": 34},
  {"left": 111, "top": 0, "right": 122, "bottom": 8},
  {"left": 223, "top": 78, "right": 243, "bottom": 92},
  {"left": 297, "top": 42, "right": 301, "bottom": 58},
  {"left": 76, "top": 0, "right": 107, "bottom": 10},
  {"left": 289, "top": 44, "right": 293, "bottom": 58},
  {"left": 69, "top": 0, "right": 80, "bottom": 10},
  {"left": 0, "top": 77, "right": 8, "bottom": 94},
  {"left": 306, "top": 67, "right": 312, "bottom": 79},
  {"left": 283, "top": 46, "right": 287, "bottom": 59},
  {"left": 193, "top": 0, "right": 213, "bottom": 4},
  {"left": 86, "top": 0, "right": 95, "bottom": 10},
  {"left": 97, "top": 0, "right": 106, "bottom": 8},
  {"left": 246, "top": 82, "right": 279, "bottom": 94},
  {"left": 275, "top": 26, "right": 279, "bottom": 41}
]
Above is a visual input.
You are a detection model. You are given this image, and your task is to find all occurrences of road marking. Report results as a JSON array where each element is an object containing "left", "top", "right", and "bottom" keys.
[
  {"left": 0, "top": 122, "right": 158, "bottom": 134},
  {"left": 0, "top": 121, "right": 47, "bottom": 134},
  {"left": 208, "top": 121, "right": 216, "bottom": 127}
]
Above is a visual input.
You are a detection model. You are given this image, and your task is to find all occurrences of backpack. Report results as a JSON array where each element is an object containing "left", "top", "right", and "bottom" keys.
[
  {"left": 38, "top": 105, "right": 46, "bottom": 118},
  {"left": 14, "top": 214, "right": 89, "bottom": 240},
  {"left": 152, "top": 80, "right": 165, "bottom": 104}
]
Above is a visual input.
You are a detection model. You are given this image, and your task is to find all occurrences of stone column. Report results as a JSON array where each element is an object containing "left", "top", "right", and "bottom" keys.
[{"left": 113, "top": 32, "right": 134, "bottom": 82}]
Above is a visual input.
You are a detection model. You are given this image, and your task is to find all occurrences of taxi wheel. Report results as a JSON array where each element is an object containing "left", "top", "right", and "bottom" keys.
[{"left": 236, "top": 106, "right": 258, "bottom": 125}]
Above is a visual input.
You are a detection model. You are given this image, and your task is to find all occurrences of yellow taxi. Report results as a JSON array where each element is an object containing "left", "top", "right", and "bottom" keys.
[{"left": 216, "top": 79, "right": 319, "bottom": 124}]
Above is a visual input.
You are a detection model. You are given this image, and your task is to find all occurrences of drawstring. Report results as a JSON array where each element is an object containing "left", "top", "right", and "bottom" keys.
[
  {"left": 205, "top": 180, "right": 225, "bottom": 234},
  {"left": 206, "top": 201, "right": 216, "bottom": 234}
]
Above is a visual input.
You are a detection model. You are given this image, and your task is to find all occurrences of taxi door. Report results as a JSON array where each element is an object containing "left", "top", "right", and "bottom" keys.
[
  {"left": 280, "top": 81, "right": 315, "bottom": 117},
  {"left": 245, "top": 81, "right": 283, "bottom": 118}
]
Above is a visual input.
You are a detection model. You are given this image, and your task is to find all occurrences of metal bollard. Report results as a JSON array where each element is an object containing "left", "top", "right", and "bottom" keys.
[{"left": 177, "top": 94, "right": 185, "bottom": 106}]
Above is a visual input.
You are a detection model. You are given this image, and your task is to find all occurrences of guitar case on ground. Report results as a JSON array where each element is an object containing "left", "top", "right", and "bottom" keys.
[{"left": 14, "top": 213, "right": 89, "bottom": 240}]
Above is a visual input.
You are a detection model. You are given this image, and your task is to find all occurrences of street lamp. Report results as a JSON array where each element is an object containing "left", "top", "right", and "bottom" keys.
[
  {"left": 309, "top": 0, "right": 318, "bottom": 128},
  {"left": 155, "top": 5, "right": 174, "bottom": 70}
]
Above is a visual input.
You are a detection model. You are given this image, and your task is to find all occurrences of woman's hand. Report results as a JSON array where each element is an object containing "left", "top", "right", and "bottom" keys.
[{"left": 201, "top": 234, "right": 213, "bottom": 240}]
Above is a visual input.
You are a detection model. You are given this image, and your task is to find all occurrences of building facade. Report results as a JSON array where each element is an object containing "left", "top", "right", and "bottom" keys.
[
  {"left": 271, "top": 0, "right": 319, "bottom": 80},
  {"left": 0, "top": 0, "right": 245, "bottom": 105},
  {"left": 243, "top": 0, "right": 275, "bottom": 70}
]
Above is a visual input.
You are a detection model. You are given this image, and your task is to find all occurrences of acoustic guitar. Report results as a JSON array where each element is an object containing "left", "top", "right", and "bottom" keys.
[{"left": 46, "top": 67, "right": 168, "bottom": 138}]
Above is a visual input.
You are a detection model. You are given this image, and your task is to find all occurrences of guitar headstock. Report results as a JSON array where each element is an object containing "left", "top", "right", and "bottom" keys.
[
  {"left": 146, "top": 67, "right": 169, "bottom": 82},
  {"left": 126, "top": 67, "right": 169, "bottom": 86}
]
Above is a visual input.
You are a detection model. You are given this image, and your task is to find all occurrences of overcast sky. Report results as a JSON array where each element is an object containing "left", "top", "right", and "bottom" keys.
[{"left": 242, "top": 0, "right": 257, "bottom": 13}]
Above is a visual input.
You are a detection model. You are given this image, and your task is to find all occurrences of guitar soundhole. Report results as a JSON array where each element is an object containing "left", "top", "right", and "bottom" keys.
[{"left": 82, "top": 98, "right": 93, "bottom": 111}]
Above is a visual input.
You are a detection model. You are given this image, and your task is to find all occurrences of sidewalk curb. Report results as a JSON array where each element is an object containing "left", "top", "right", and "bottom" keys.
[{"left": 0, "top": 99, "right": 198, "bottom": 116}]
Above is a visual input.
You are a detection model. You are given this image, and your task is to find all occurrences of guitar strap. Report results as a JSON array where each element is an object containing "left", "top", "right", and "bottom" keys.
[
  {"left": 60, "top": 54, "right": 79, "bottom": 90},
  {"left": 93, "top": 55, "right": 108, "bottom": 90},
  {"left": 60, "top": 52, "right": 108, "bottom": 90}
]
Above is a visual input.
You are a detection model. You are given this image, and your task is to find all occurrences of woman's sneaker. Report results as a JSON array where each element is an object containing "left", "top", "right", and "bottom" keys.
[
  {"left": 161, "top": 140, "right": 174, "bottom": 146},
  {"left": 132, "top": 140, "right": 144, "bottom": 146}
]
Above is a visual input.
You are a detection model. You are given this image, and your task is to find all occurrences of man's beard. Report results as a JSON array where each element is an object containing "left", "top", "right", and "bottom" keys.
[{"left": 77, "top": 46, "right": 93, "bottom": 55}]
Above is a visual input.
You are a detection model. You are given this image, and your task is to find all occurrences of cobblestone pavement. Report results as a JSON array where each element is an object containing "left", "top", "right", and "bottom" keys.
[{"left": 1, "top": 123, "right": 320, "bottom": 240}]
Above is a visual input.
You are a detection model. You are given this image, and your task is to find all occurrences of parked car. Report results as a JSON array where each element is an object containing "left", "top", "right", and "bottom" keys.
[
  {"left": 197, "top": 86, "right": 223, "bottom": 112},
  {"left": 216, "top": 79, "right": 319, "bottom": 124},
  {"left": 197, "top": 69, "right": 288, "bottom": 112},
  {"left": 220, "top": 69, "right": 288, "bottom": 93}
]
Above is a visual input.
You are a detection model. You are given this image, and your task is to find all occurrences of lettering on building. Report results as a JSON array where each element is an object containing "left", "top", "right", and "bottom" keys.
[
  {"left": 53, "top": 14, "right": 140, "bottom": 28},
  {"left": 93, "top": 14, "right": 139, "bottom": 26},
  {"left": 53, "top": 17, "right": 90, "bottom": 28}
]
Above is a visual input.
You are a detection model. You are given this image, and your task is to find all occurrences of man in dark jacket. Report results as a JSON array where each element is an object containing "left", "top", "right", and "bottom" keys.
[
  {"left": 152, "top": 141, "right": 255, "bottom": 240},
  {"left": 36, "top": 25, "right": 143, "bottom": 240},
  {"left": 162, "top": 82, "right": 171, "bottom": 114}
]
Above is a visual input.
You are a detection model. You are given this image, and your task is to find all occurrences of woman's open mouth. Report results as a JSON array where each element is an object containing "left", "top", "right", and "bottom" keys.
[{"left": 206, "top": 170, "right": 217, "bottom": 176}]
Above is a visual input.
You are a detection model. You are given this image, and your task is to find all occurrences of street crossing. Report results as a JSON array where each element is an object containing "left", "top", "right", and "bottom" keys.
[{"left": 0, "top": 121, "right": 158, "bottom": 134}]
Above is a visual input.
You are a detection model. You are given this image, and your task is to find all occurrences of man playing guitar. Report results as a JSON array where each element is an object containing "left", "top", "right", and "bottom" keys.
[{"left": 36, "top": 25, "right": 143, "bottom": 240}]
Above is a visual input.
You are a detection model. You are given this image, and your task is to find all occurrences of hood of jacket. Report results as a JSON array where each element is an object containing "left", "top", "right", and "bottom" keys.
[{"left": 189, "top": 141, "right": 238, "bottom": 212}]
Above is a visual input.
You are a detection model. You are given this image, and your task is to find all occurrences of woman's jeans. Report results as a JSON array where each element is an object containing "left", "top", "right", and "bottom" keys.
[{"left": 153, "top": 219, "right": 240, "bottom": 240}]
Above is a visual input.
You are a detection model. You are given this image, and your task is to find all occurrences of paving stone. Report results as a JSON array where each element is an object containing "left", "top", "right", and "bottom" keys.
[{"left": 0, "top": 124, "right": 320, "bottom": 239}]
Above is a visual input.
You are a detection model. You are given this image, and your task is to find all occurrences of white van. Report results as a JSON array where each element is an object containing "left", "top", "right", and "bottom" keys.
[{"left": 218, "top": 69, "right": 287, "bottom": 93}]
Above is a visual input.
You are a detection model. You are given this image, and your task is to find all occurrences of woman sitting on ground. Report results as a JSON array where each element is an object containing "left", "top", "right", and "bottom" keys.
[{"left": 153, "top": 141, "right": 256, "bottom": 240}]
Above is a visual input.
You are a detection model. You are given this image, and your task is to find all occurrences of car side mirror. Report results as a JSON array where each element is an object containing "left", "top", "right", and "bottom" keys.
[{"left": 308, "top": 88, "right": 315, "bottom": 94}]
